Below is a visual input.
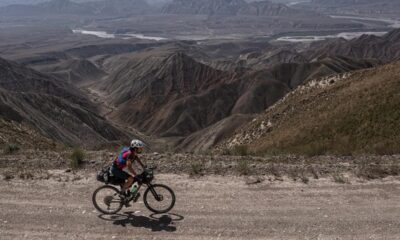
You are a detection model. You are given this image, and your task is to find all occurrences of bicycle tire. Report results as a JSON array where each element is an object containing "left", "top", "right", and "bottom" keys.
[
  {"left": 92, "top": 185, "right": 123, "bottom": 214},
  {"left": 143, "top": 184, "right": 175, "bottom": 214}
]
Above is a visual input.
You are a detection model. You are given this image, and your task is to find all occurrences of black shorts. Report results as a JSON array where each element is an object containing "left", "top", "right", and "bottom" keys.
[{"left": 111, "top": 164, "right": 130, "bottom": 181}]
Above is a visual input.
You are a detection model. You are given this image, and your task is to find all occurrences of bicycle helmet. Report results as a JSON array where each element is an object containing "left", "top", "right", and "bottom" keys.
[{"left": 130, "top": 139, "right": 145, "bottom": 149}]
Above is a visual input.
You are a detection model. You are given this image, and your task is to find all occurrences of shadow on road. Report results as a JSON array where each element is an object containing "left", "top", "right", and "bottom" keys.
[{"left": 98, "top": 212, "right": 184, "bottom": 232}]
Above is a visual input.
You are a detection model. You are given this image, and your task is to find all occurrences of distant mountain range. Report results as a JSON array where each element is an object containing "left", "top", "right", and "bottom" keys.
[
  {"left": 162, "top": 0, "right": 307, "bottom": 16},
  {"left": 86, "top": 37, "right": 380, "bottom": 152},
  {"left": 5, "top": 28, "right": 399, "bottom": 150},
  {"left": 299, "top": 0, "right": 400, "bottom": 15},
  {"left": 0, "top": 0, "right": 153, "bottom": 16},
  {"left": 0, "top": 0, "right": 314, "bottom": 17},
  {"left": 306, "top": 29, "right": 400, "bottom": 63},
  {"left": 2, "top": 18, "right": 400, "bottom": 151}
]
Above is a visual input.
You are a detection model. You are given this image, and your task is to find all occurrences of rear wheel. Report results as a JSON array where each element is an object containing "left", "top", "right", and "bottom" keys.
[
  {"left": 92, "top": 185, "right": 123, "bottom": 214},
  {"left": 143, "top": 184, "right": 175, "bottom": 214}
]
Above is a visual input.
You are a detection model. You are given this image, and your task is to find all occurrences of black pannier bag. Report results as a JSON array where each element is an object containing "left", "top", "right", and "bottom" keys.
[
  {"left": 96, "top": 166, "right": 110, "bottom": 183},
  {"left": 96, "top": 166, "right": 124, "bottom": 185}
]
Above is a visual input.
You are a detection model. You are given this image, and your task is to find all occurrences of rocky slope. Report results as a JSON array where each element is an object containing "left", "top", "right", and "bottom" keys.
[
  {"left": 219, "top": 61, "right": 400, "bottom": 155},
  {"left": 96, "top": 50, "right": 236, "bottom": 137},
  {"left": 0, "top": 57, "right": 129, "bottom": 147},
  {"left": 36, "top": 59, "right": 106, "bottom": 85},
  {"left": 0, "top": 118, "right": 56, "bottom": 149}
]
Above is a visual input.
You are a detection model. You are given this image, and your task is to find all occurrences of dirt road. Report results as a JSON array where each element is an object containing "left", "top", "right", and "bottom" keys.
[{"left": 1, "top": 173, "right": 400, "bottom": 240}]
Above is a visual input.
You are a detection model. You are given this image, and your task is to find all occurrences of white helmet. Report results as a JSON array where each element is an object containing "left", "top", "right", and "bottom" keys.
[{"left": 130, "top": 139, "right": 145, "bottom": 149}]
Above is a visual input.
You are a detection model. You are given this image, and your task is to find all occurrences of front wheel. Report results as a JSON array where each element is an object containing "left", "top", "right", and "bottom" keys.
[
  {"left": 92, "top": 185, "right": 123, "bottom": 214},
  {"left": 143, "top": 184, "right": 175, "bottom": 214}
]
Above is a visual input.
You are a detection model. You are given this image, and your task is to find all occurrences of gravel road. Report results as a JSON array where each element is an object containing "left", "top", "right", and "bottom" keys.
[{"left": 1, "top": 173, "right": 400, "bottom": 240}]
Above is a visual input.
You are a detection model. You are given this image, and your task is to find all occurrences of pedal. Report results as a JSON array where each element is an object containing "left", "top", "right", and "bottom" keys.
[{"left": 124, "top": 201, "right": 132, "bottom": 208}]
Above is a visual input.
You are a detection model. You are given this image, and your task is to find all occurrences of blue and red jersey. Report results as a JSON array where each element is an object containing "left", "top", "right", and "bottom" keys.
[{"left": 114, "top": 147, "right": 134, "bottom": 170}]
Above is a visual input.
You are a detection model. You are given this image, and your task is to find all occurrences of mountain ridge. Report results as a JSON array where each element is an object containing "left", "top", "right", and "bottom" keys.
[{"left": 0, "top": 57, "right": 130, "bottom": 147}]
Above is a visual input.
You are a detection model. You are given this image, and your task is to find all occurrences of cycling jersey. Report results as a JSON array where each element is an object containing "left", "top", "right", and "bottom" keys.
[{"left": 114, "top": 147, "right": 134, "bottom": 170}]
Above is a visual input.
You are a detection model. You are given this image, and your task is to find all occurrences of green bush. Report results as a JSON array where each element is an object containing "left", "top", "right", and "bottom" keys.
[
  {"left": 3, "top": 144, "right": 20, "bottom": 155},
  {"left": 190, "top": 162, "right": 203, "bottom": 176},
  {"left": 70, "top": 149, "right": 85, "bottom": 169},
  {"left": 221, "top": 148, "right": 232, "bottom": 156},
  {"left": 237, "top": 160, "right": 250, "bottom": 175},
  {"left": 301, "top": 142, "right": 328, "bottom": 157},
  {"left": 232, "top": 145, "right": 249, "bottom": 156}
]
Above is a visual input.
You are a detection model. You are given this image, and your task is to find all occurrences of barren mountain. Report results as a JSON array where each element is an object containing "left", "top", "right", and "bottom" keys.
[
  {"left": 307, "top": 29, "right": 400, "bottom": 63},
  {"left": 96, "top": 51, "right": 236, "bottom": 137},
  {"left": 0, "top": 57, "right": 129, "bottom": 147},
  {"left": 35, "top": 59, "right": 106, "bottom": 85},
  {"left": 0, "top": 0, "right": 153, "bottom": 16},
  {"left": 92, "top": 43, "right": 377, "bottom": 152},
  {"left": 0, "top": 0, "right": 94, "bottom": 16},
  {"left": 241, "top": 48, "right": 308, "bottom": 69},
  {"left": 220, "top": 61, "right": 400, "bottom": 155},
  {"left": 84, "top": 0, "right": 152, "bottom": 15},
  {"left": 162, "top": 0, "right": 309, "bottom": 16},
  {"left": 301, "top": 0, "right": 400, "bottom": 16}
]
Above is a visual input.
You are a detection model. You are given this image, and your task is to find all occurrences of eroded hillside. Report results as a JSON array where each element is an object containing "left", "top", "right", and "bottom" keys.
[{"left": 220, "top": 61, "right": 400, "bottom": 155}]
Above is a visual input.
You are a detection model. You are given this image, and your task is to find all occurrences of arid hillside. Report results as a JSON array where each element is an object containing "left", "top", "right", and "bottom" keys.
[
  {"left": 0, "top": 57, "right": 130, "bottom": 147},
  {"left": 92, "top": 45, "right": 377, "bottom": 151},
  {"left": 220, "top": 61, "right": 400, "bottom": 155}
]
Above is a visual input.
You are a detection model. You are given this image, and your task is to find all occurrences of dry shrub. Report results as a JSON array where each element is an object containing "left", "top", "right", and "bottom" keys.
[
  {"left": 3, "top": 171, "right": 14, "bottom": 181},
  {"left": 232, "top": 145, "right": 249, "bottom": 156},
  {"left": 19, "top": 170, "right": 34, "bottom": 180},
  {"left": 332, "top": 172, "right": 349, "bottom": 184},
  {"left": 356, "top": 163, "right": 400, "bottom": 180},
  {"left": 70, "top": 149, "right": 85, "bottom": 169},
  {"left": 237, "top": 160, "right": 250, "bottom": 175},
  {"left": 3, "top": 144, "right": 20, "bottom": 155},
  {"left": 309, "top": 165, "right": 320, "bottom": 179},
  {"left": 190, "top": 162, "right": 204, "bottom": 176}
]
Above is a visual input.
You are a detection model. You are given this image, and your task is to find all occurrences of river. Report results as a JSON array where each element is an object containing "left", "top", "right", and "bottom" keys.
[
  {"left": 276, "top": 15, "right": 399, "bottom": 43},
  {"left": 72, "top": 29, "right": 168, "bottom": 41}
]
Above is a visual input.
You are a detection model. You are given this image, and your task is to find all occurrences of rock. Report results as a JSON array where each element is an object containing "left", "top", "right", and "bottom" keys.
[{"left": 245, "top": 176, "right": 264, "bottom": 185}]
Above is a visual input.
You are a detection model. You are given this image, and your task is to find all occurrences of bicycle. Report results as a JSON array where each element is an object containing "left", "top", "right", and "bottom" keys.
[{"left": 92, "top": 166, "right": 175, "bottom": 214}]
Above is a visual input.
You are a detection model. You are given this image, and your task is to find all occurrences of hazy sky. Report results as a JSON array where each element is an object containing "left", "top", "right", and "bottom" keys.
[{"left": 0, "top": 0, "right": 173, "bottom": 4}]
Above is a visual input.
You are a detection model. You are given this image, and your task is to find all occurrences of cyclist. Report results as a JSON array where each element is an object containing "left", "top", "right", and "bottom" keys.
[{"left": 111, "top": 139, "right": 146, "bottom": 199}]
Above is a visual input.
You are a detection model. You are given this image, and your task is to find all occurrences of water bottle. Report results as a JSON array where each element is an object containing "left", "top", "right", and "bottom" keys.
[{"left": 130, "top": 182, "right": 139, "bottom": 195}]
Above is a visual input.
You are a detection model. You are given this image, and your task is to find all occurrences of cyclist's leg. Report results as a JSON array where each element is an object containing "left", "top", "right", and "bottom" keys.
[
  {"left": 122, "top": 176, "right": 134, "bottom": 192},
  {"left": 111, "top": 165, "right": 131, "bottom": 191}
]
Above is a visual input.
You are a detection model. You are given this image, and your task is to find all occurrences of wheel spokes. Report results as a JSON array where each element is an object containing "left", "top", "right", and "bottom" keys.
[
  {"left": 94, "top": 187, "right": 123, "bottom": 214},
  {"left": 146, "top": 186, "right": 173, "bottom": 212}
]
